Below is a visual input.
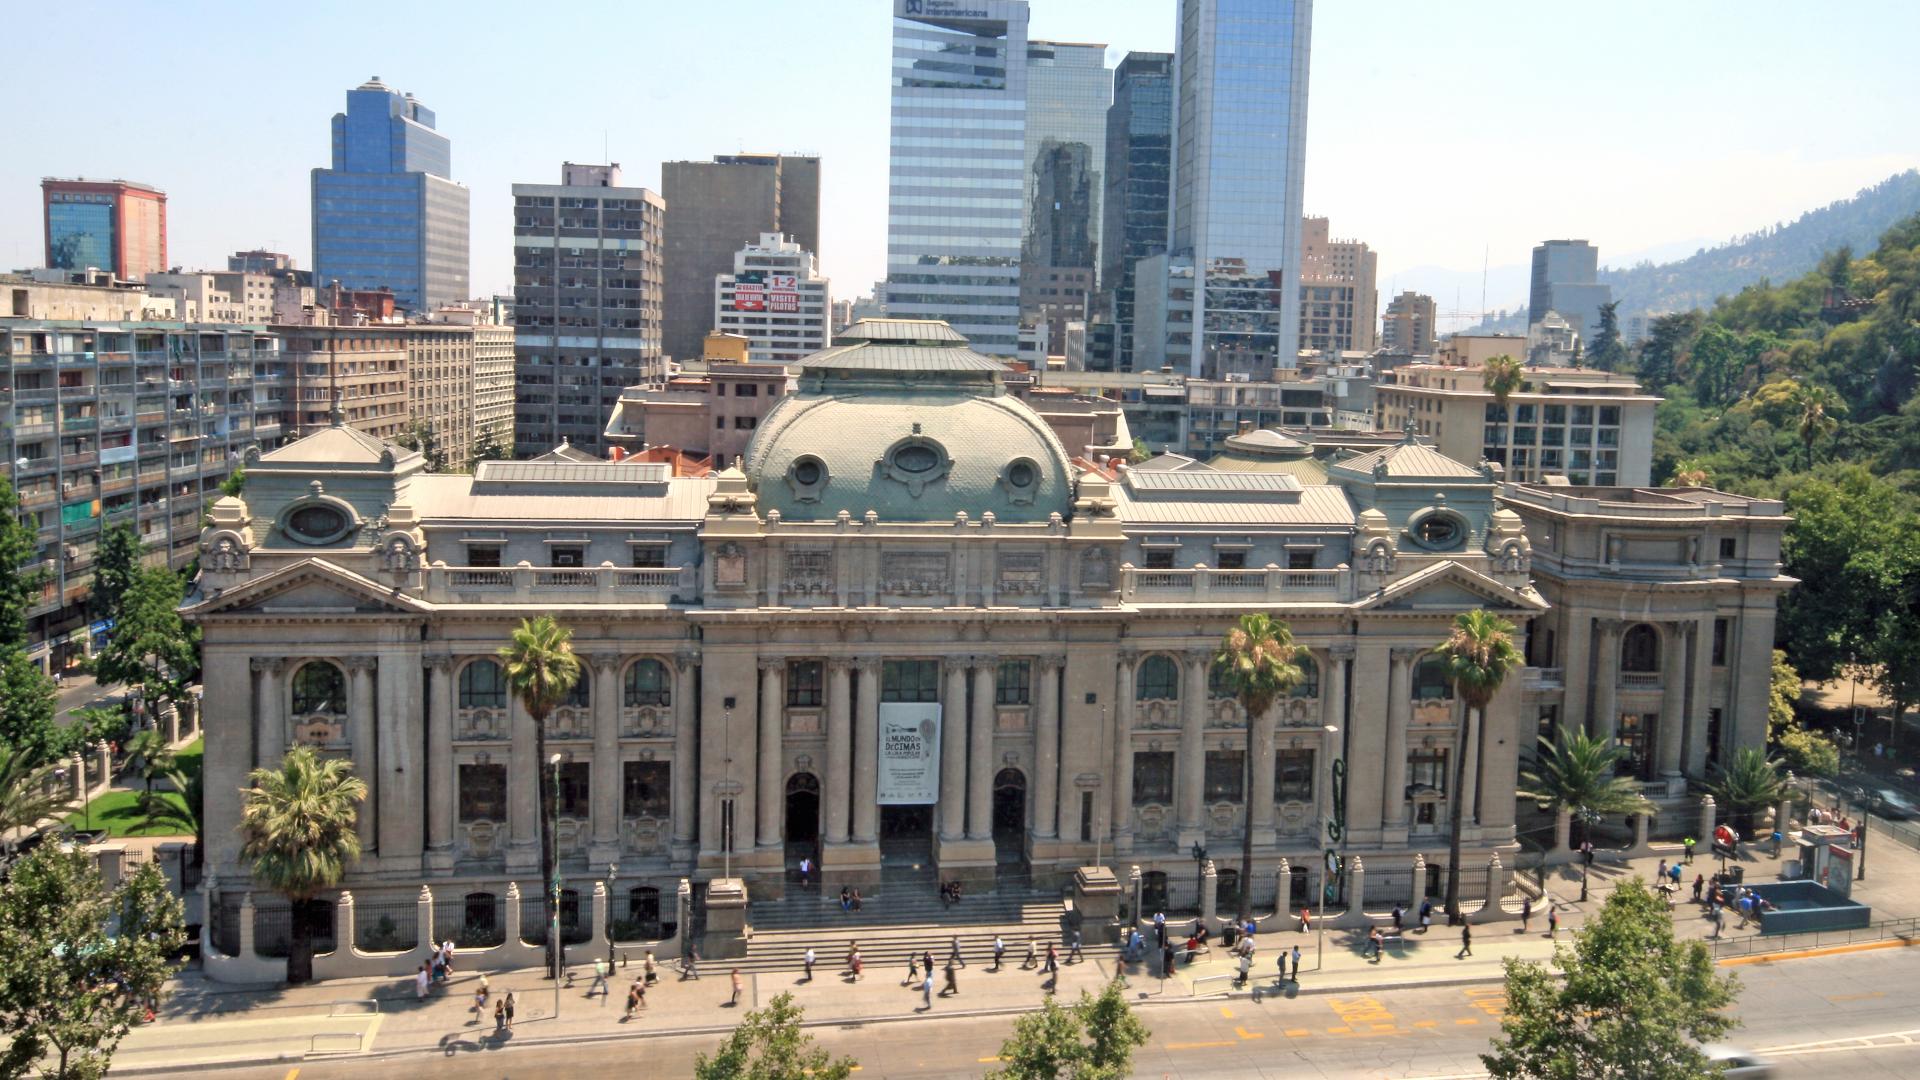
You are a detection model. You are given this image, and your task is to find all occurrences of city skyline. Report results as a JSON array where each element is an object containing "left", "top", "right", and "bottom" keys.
[{"left": 2, "top": 1, "right": 1916, "bottom": 318}]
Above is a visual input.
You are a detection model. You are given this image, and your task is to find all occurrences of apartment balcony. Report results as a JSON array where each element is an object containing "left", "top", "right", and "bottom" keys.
[
  {"left": 1619, "top": 672, "right": 1663, "bottom": 691},
  {"left": 101, "top": 476, "right": 136, "bottom": 496},
  {"left": 134, "top": 410, "right": 166, "bottom": 425},
  {"left": 13, "top": 422, "right": 55, "bottom": 439},
  {"left": 10, "top": 388, "right": 56, "bottom": 405},
  {"left": 59, "top": 452, "right": 98, "bottom": 470},
  {"left": 60, "top": 417, "right": 97, "bottom": 434},
  {"left": 1523, "top": 667, "right": 1565, "bottom": 691},
  {"left": 1118, "top": 565, "right": 1348, "bottom": 604},
  {"left": 18, "top": 488, "right": 58, "bottom": 511},
  {"left": 422, "top": 564, "right": 697, "bottom": 606},
  {"left": 97, "top": 351, "right": 133, "bottom": 365}
]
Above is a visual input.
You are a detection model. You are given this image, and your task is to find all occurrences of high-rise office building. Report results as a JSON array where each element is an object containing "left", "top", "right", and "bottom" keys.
[
  {"left": 1162, "top": 0, "right": 1313, "bottom": 378},
  {"left": 884, "top": 0, "right": 1030, "bottom": 356},
  {"left": 1381, "top": 290, "right": 1436, "bottom": 355},
  {"left": 310, "top": 77, "right": 470, "bottom": 314},
  {"left": 42, "top": 178, "right": 167, "bottom": 281},
  {"left": 511, "top": 162, "right": 665, "bottom": 457},
  {"left": 1020, "top": 40, "right": 1109, "bottom": 349},
  {"left": 1527, "top": 239, "right": 1612, "bottom": 345},
  {"left": 714, "top": 233, "right": 832, "bottom": 365},
  {"left": 1100, "top": 51, "right": 1173, "bottom": 373},
  {"left": 661, "top": 154, "right": 820, "bottom": 364},
  {"left": 1298, "top": 215, "right": 1377, "bottom": 354}
]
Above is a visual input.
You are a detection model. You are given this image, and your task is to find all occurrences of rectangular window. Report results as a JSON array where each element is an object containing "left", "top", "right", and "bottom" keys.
[
  {"left": 734, "top": 383, "right": 758, "bottom": 397},
  {"left": 555, "top": 761, "right": 590, "bottom": 817},
  {"left": 881, "top": 659, "right": 939, "bottom": 703},
  {"left": 1275, "top": 749, "right": 1314, "bottom": 802},
  {"left": 631, "top": 546, "right": 668, "bottom": 568},
  {"left": 1204, "top": 750, "right": 1246, "bottom": 802},
  {"left": 1712, "top": 619, "right": 1729, "bottom": 666},
  {"left": 733, "top": 416, "right": 757, "bottom": 430},
  {"left": 1719, "top": 537, "right": 1737, "bottom": 559},
  {"left": 1287, "top": 550, "right": 1316, "bottom": 570},
  {"left": 1408, "top": 749, "right": 1449, "bottom": 794},
  {"left": 715, "top": 416, "right": 725, "bottom": 429},
  {"left": 787, "top": 660, "right": 823, "bottom": 707},
  {"left": 622, "top": 761, "right": 670, "bottom": 818},
  {"left": 551, "top": 546, "right": 585, "bottom": 568},
  {"left": 995, "top": 659, "right": 1031, "bottom": 705},
  {"left": 467, "top": 545, "right": 502, "bottom": 567},
  {"left": 1143, "top": 549, "right": 1175, "bottom": 570},
  {"left": 1536, "top": 704, "right": 1559, "bottom": 745},
  {"left": 459, "top": 763, "right": 507, "bottom": 822},
  {"left": 1133, "top": 750, "right": 1174, "bottom": 805},
  {"left": 1215, "top": 551, "right": 1246, "bottom": 570}
]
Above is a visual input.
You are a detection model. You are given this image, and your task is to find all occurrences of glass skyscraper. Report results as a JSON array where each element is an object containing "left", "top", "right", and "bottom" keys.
[
  {"left": 884, "top": 0, "right": 1029, "bottom": 356},
  {"left": 1100, "top": 52, "right": 1173, "bottom": 372},
  {"left": 311, "top": 77, "right": 470, "bottom": 314},
  {"left": 1018, "top": 40, "right": 1110, "bottom": 349},
  {"left": 1165, "top": 0, "right": 1312, "bottom": 378},
  {"left": 42, "top": 178, "right": 168, "bottom": 281}
]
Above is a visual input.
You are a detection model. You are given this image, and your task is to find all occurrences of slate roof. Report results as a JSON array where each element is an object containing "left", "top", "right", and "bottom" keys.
[
  {"left": 1333, "top": 440, "right": 1485, "bottom": 479},
  {"left": 1125, "top": 470, "right": 1302, "bottom": 494},
  {"left": 258, "top": 423, "right": 407, "bottom": 466},
  {"left": 832, "top": 319, "right": 969, "bottom": 344},
  {"left": 795, "top": 343, "right": 1009, "bottom": 373},
  {"left": 404, "top": 474, "right": 713, "bottom": 522},
  {"left": 1112, "top": 482, "right": 1356, "bottom": 526}
]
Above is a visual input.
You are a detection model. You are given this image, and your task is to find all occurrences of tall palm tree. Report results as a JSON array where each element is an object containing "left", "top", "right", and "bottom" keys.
[
  {"left": 1481, "top": 354, "right": 1524, "bottom": 411},
  {"left": 0, "top": 744, "right": 78, "bottom": 834},
  {"left": 499, "top": 615, "right": 582, "bottom": 979},
  {"left": 1710, "top": 746, "right": 1786, "bottom": 838},
  {"left": 239, "top": 745, "right": 366, "bottom": 983},
  {"left": 1666, "top": 460, "right": 1712, "bottom": 488},
  {"left": 125, "top": 726, "right": 175, "bottom": 797},
  {"left": 1793, "top": 383, "right": 1846, "bottom": 470},
  {"left": 138, "top": 764, "right": 204, "bottom": 866},
  {"left": 1519, "top": 726, "right": 1652, "bottom": 848},
  {"left": 1212, "top": 613, "right": 1303, "bottom": 923},
  {"left": 1433, "top": 609, "right": 1525, "bottom": 922}
]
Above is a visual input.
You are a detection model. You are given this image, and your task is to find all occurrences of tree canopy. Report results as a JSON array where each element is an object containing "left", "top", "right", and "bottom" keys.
[
  {"left": 989, "top": 981, "right": 1151, "bottom": 1080},
  {"left": 693, "top": 992, "right": 856, "bottom": 1080}
]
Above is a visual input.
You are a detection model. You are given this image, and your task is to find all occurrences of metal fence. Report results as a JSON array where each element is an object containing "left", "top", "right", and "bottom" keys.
[
  {"left": 212, "top": 892, "right": 240, "bottom": 957},
  {"left": 353, "top": 899, "right": 420, "bottom": 953},
  {"left": 1706, "top": 915, "right": 1920, "bottom": 961},
  {"left": 518, "top": 890, "right": 590, "bottom": 946},
  {"left": 434, "top": 895, "right": 507, "bottom": 949},
  {"left": 252, "top": 900, "right": 336, "bottom": 958}
]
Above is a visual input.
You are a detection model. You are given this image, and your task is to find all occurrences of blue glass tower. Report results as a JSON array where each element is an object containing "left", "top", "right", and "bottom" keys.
[
  {"left": 311, "top": 77, "right": 470, "bottom": 313},
  {"left": 1100, "top": 52, "right": 1173, "bottom": 372}
]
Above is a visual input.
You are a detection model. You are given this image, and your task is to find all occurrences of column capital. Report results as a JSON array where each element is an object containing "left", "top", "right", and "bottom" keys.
[
  {"left": 1390, "top": 645, "right": 1425, "bottom": 662},
  {"left": 422, "top": 655, "right": 452, "bottom": 672},
  {"left": 1595, "top": 617, "right": 1625, "bottom": 635},
  {"left": 1183, "top": 646, "right": 1215, "bottom": 664},
  {"left": 1114, "top": 647, "right": 1139, "bottom": 666},
  {"left": 826, "top": 656, "right": 854, "bottom": 673},
  {"left": 1327, "top": 642, "right": 1357, "bottom": 661},
  {"left": 942, "top": 655, "right": 972, "bottom": 674},
  {"left": 343, "top": 655, "right": 378, "bottom": 673},
  {"left": 250, "top": 656, "right": 286, "bottom": 674},
  {"left": 969, "top": 653, "right": 1000, "bottom": 668},
  {"left": 757, "top": 656, "right": 785, "bottom": 674},
  {"left": 854, "top": 656, "right": 881, "bottom": 674},
  {"left": 674, "top": 647, "right": 700, "bottom": 669},
  {"left": 1034, "top": 652, "right": 1067, "bottom": 668}
]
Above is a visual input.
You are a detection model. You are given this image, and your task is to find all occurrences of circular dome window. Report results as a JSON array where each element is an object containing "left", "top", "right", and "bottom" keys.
[
  {"left": 284, "top": 502, "right": 353, "bottom": 545},
  {"left": 893, "top": 445, "right": 940, "bottom": 474},
  {"left": 999, "top": 457, "right": 1041, "bottom": 504},
  {"left": 786, "top": 455, "right": 830, "bottom": 502},
  {"left": 880, "top": 436, "right": 953, "bottom": 497},
  {"left": 1007, "top": 461, "right": 1036, "bottom": 488},
  {"left": 794, "top": 459, "right": 823, "bottom": 485},
  {"left": 1406, "top": 508, "right": 1467, "bottom": 552}
]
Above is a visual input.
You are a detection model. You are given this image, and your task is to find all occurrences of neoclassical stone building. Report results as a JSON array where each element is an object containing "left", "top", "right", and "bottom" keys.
[{"left": 185, "top": 320, "right": 1790, "bottom": 953}]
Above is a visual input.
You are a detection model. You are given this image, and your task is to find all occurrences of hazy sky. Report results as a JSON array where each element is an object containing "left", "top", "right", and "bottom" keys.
[{"left": 5, "top": 1, "right": 1916, "bottom": 325}]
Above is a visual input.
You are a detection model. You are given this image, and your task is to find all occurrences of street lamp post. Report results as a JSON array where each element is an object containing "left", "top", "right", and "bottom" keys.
[
  {"left": 1190, "top": 842, "right": 1207, "bottom": 918},
  {"left": 1576, "top": 807, "right": 1598, "bottom": 903},
  {"left": 1854, "top": 786, "right": 1872, "bottom": 881},
  {"left": 607, "top": 862, "right": 619, "bottom": 965},
  {"left": 548, "top": 753, "right": 564, "bottom": 1017},
  {"left": 1093, "top": 698, "right": 1107, "bottom": 868}
]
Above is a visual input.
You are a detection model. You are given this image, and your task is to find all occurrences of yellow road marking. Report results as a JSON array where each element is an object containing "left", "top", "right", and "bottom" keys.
[
  {"left": 284, "top": 1071, "right": 300, "bottom": 1080},
  {"left": 978, "top": 1057, "right": 1003, "bottom": 1063},
  {"left": 1413, "top": 1020, "right": 1439, "bottom": 1028},
  {"left": 1235, "top": 1026, "right": 1264, "bottom": 1040},
  {"left": 1827, "top": 991, "right": 1887, "bottom": 1002},
  {"left": 1454, "top": 1018, "right": 1480, "bottom": 1025},
  {"left": 1167, "top": 1040, "right": 1238, "bottom": 1049},
  {"left": 1327, "top": 1026, "right": 1352, "bottom": 1034},
  {"left": 1371, "top": 1023, "right": 1397, "bottom": 1032},
  {"left": 1720, "top": 937, "right": 1920, "bottom": 967},
  {"left": 1284, "top": 1028, "right": 1312, "bottom": 1037},
  {"left": 1219, "top": 1005, "right": 1235, "bottom": 1019}
]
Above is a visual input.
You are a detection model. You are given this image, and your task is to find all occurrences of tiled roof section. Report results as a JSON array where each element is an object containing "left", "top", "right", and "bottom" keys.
[
  {"left": 1125, "top": 470, "right": 1303, "bottom": 494},
  {"left": 1333, "top": 441, "right": 1485, "bottom": 479},
  {"left": 1129, "top": 453, "right": 1208, "bottom": 472},
  {"left": 1113, "top": 482, "right": 1356, "bottom": 526},
  {"left": 832, "top": 318, "right": 969, "bottom": 344},
  {"left": 528, "top": 443, "right": 601, "bottom": 463},
  {"left": 406, "top": 474, "right": 713, "bottom": 522},
  {"left": 795, "top": 343, "right": 1009, "bottom": 373},
  {"left": 1204, "top": 452, "right": 1330, "bottom": 484},
  {"left": 259, "top": 424, "right": 403, "bottom": 465},
  {"left": 473, "top": 461, "right": 671, "bottom": 485}
]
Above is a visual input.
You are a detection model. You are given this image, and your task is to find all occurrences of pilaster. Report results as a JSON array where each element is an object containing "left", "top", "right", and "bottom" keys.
[
  {"left": 423, "top": 656, "right": 455, "bottom": 874},
  {"left": 588, "top": 654, "right": 623, "bottom": 865},
  {"left": 756, "top": 657, "right": 784, "bottom": 850},
  {"left": 345, "top": 655, "right": 378, "bottom": 856},
  {"left": 1175, "top": 649, "right": 1209, "bottom": 848}
]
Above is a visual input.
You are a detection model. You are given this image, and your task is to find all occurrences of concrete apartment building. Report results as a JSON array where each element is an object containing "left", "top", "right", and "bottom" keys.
[
  {"left": 273, "top": 320, "right": 484, "bottom": 467},
  {"left": 663, "top": 154, "right": 821, "bottom": 364},
  {"left": 42, "top": 178, "right": 168, "bottom": 281},
  {"left": 1299, "top": 216, "right": 1378, "bottom": 354},
  {"left": 144, "top": 270, "right": 278, "bottom": 325},
  {"left": 602, "top": 333, "right": 790, "bottom": 462},
  {"left": 464, "top": 315, "right": 514, "bottom": 452},
  {"left": 1435, "top": 333, "right": 1528, "bottom": 368},
  {"left": 512, "top": 163, "right": 666, "bottom": 457},
  {"left": 713, "top": 233, "right": 832, "bottom": 365},
  {"left": 1375, "top": 363, "right": 1658, "bottom": 487},
  {"left": 1380, "top": 290, "right": 1436, "bottom": 356}
]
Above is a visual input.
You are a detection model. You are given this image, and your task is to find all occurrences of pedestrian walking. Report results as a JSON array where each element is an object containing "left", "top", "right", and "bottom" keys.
[
  {"left": 1670, "top": 862, "right": 1683, "bottom": 888},
  {"left": 1657, "top": 858, "right": 1668, "bottom": 884},
  {"left": 923, "top": 950, "right": 935, "bottom": 981},
  {"left": 1023, "top": 938, "right": 1037, "bottom": 969},
  {"left": 415, "top": 964, "right": 430, "bottom": 999},
  {"left": 1068, "top": 928, "right": 1084, "bottom": 963},
  {"left": 1298, "top": 905, "right": 1312, "bottom": 933},
  {"left": 473, "top": 974, "right": 491, "bottom": 1011},
  {"left": 429, "top": 951, "right": 444, "bottom": 984},
  {"left": 1290, "top": 945, "right": 1302, "bottom": 982},
  {"left": 730, "top": 969, "right": 744, "bottom": 1006},
  {"left": 905, "top": 951, "right": 920, "bottom": 985},
  {"left": 1693, "top": 874, "right": 1705, "bottom": 903},
  {"left": 949, "top": 936, "right": 966, "bottom": 968},
  {"left": 624, "top": 981, "right": 642, "bottom": 1019},
  {"left": 846, "top": 942, "right": 862, "bottom": 980},
  {"left": 589, "top": 957, "right": 609, "bottom": 998},
  {"left": 1521, "top": 896, "right": 1532, "bottom": 933},
  {"left": 441, "top": 939, "right": 456, "bottom": 977},
  {"left": 1367, "top": 926, "right": 1383, "bottom": 962},
  {"left": 1236, "top": 951, "right": 1252, "bottom": 987},
  {"left": 804, "top": 946, "right": 816, "bottom": 982},
  {"left": 1418, "top": 899, "right": 1433, "bottom": 934},
  {"left": 941, "top": 962, "right": 958, "bottom": 997},
  {"left": 918, "top": 971, "right": 933, "bottom": 1009},
  {"left": 493, "top": 997, "right": 506, "bottom": 1031},
  {"left": 799, "top": 856, "right": 812, "bottom": 887},
  {"left": 1154, "top": 911, "right": 1167, "bottom": 947},
  {"left": 644, "top": 951, "right": 658, "bottom": 985},
  {"left": 1162, "top": 942, "right": 1176, "bottom": 979},
  {"left": 1458, "top": 924, "right": 1473, "bottom": 958},
  {"left": 1391, "top": 904, "right": 1404, "bottom": 932},
  {"left": 504, "top": 991, "right": 516, "bottom": 1029},
  {"left": 1547, "top": 906, "right": 1558, "bottom": 939},
  {"left": 993, "top": 935, "right": 1005, "bottom": 971},
  {"left": 1684, "top": 836, "right": 1696, "bottom": 864},
  {"left": 1043, "top": 942, "right": 1059, "bottom": 975},
  {"left": 682, "top": 947, "right": 701, "bottom": 980}
]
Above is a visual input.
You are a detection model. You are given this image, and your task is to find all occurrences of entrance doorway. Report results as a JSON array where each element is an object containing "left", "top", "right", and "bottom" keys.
[
  {"left": 784, "top": 773, "right": 820, "bottom": 875},
  {"left": 879, "top": 804, "right": 934, "bottom": 869},
  {"left": 992, "top": 768, "right": 1027, "bottom": 866}
]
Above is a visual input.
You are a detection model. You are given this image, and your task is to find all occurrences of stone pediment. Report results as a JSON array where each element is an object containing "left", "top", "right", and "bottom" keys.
[
  {"left": 184, "top": 557, "right": 433, "bottom": 618},
  {"left": 1356, "top": 559, "right": 1546, "bottom": 614}
]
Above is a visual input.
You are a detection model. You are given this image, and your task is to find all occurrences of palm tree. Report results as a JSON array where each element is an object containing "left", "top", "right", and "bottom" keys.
[
  {"left": 1433, "top": 609, "right": 1525, "bottom": 923},
  {"left": 1792, "top": 383, "right": 1845, "bottom": 470},
  {"left": 1710, "top": 747, "right": 1786, "bottom": 838},
  {"left": 138, "top": 764, "right": 204, "bottom": 865},
  {"left": 1666, "top": 460, "right": 1712, "bottom": 488},
  {"left": 1481, "top": 354, "right": 1524, "bottom": 411},
  {"left": 1212, "top": 613, "right": 1303, "bottom": 923},
  {"left": 0, "top": 744, "right": 79, "bottom": 834},
  {"left": 239, "top": 745, "right": 366, "bottom": 983},
  {"left": 499, "top": 615, "right": 582, "bottom": 979},
  {"left": 125, "top": 726, "right": 175, "bottom": 797},
  {"left": 1520, "top": 726, "right": 1652, "bottom": 849}
]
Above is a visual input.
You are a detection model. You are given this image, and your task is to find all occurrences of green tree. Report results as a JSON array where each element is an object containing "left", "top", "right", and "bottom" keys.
[
  {"left": 1792, "top": 384, "right": 1846, "bottom": 469},
  {"left": 239, "top": 746, "right": 366, "bottom": 984},
  {"left": 123, "top": 728, "right": 175, "bottom": 797},
  {"left": 0, "top": 651, "right": 62, "bottom": 762},
  {"left": 1587, "top": 301, "right": 1627, "bottom": 373},
  {"left": 0, "top": 847, "right": 185, "bottom": 1080},
  {"left": 1482, "top": 353, "right": 1524, "bottom": 410},
  {"left": 1434, "top": 609, "right": 1525, "bottom": 922},
  {"left": 1819, "top": 243, "right": 1854, "bottom": 294},
  {"left": 137, "top": 765, "right": 203, "bottom": 857},
  {"left": 90, "top": 566, "right": 198, "bottom": 718},
  {"left": 218, "top": 466, "right": 247, "bottom": 499},
  {"left": 1776, "top": 727, "right": 1841, "bottom": 779},
  {"left": 989, "top": 981, "right": 1151, "bottom": 1080},
  {"left": 1778, "top": 468, "right": 1919, "bottom": 682},
  {"left": 90, "top": 524, "right": 147, "bottom": 625},
  {"left": 466, "top": 428, "right": 510, "bottom": 471},
  {"left": 0, "top": 744, "right": 79, "bottom": 835},
  {"left": 1664, "top": 460, "right": 1711, "bottom": 488},
  {"left": 1212, "top": 613, "right": 1302, "bottom": 922},
  {"left": 1482, "top": 879, "right": 1737, "bottom": 1080},
  {"left": 0, "top": 479, "right": 48, "bottom": 653},
  {"left": 394, "top": 420, "right": 448, "bottom": 473},
  {"left": 1768, "top": 649, "right": 1800, "bottom": 737},
  {"left": 1634, "top": 312, "right": 1701, "bottom": 390},
  {"left": 498, "top": 615, "right": 581, "bottom": 978},
  {"left": 1519, "top": 727, "right": 1652, "bottom": 848},
  {"left": 1710, "top": 747, "right": 1787, "bottom": 838},
  {"left": 693, "top": 992, "right": 856, "bottom": 1080},
  {"left": 1685, "top": 322, "right": 1742, "bottom": 406},
  {"left": 1127, "top": 437, "right": 1150, "bottom": 465}
]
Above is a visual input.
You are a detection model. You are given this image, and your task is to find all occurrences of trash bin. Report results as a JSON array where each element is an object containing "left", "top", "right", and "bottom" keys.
[{"left": 1728, "top": 865, "right": 1745, "bottom": 884}]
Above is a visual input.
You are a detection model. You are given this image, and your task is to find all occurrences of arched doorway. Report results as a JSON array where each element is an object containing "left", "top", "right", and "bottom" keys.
[
  {"left": 992, "top": 768, "right": 1027, "bottom": 867},
  {"left": 785, "top": 773, "right": 820, "bottom": 876}
]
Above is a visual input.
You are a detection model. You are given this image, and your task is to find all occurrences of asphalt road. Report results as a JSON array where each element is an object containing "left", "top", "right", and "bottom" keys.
[{"left": 197, "top": 947, "right": 1920, "bottom": 1079}]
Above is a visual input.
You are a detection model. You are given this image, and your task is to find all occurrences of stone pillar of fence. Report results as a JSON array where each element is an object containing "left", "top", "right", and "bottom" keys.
[
  {"left": 417, "top": 885, "right": 435, "bottom": 954},
  {"left": 1334, "top": 856, "right": 1370, "bottom": 929},
  {"left": 93, "top": 844, "right": 126, "bottom": 890},
  {"left": 335, "top": 890, "right": 356, "bottom": 952},
  {"left": 1473, "top": 854, "right": 1516, "bottom": 923},
  {"left": 1699, "top": 795, "right": 1716, "bottom": 846},
  {"left": 164, "top": 704, "right": 180, "bottom": 745},
  {"left": 674, "top": 878, "right": 692, "bottom": 959},
  {"left": 1409, "top": 853, "right": 1426, "bottom": 906},
  {"left": 1777, "top": 773, "right": 1796, "bottom": 839},
  {"left": 587, "top": 880, "right": 609, "bottom": 959},
  {"left": 1628, "top": 811, "right": 1652, "bottom": 857},
  {"left": 504, "top": 882, "right": 523, "bottom": 945},
  {"left": 94, "top": 742, "right": 112, "bottom": 796},
  {"left": 71, "top": 751, "right": 87, "bottom": 802},
  {"left": 1199, "top": 860, "right": 1218, "bottom": 927},
  {"left": 238, "top": 891, "right": 257, "bottom": 958},
  {"left": 1276, "top": 858, "right": 1291, "bottom": 917},
  {"left": 1129, "top": 865, "right": 1143, "bottom": 929}
]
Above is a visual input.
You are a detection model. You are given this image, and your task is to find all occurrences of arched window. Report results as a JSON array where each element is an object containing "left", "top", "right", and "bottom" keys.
[
  {"left": 290, "top": 661, "right": 345, "bottom": 715},
  {"left": 1135, "top": 655, "right": 1179, "bottom": 701},
  {"left": 1412, "top": 655, "right": 1454, "bottom": 701},
  {"left": 562, "top": 676, "right": 589, "bottom": 709},
  {"left": 1290, "top": 655, "right": 1320, "bottom": 698},
  {"left": 459, "top": 659, "right": 507, "bottom": 709},
  {"left": 624, "top": 659, "right": 671, "bottom": 707},
  {"left": 1208, "top": 660, "right": 1234, "bottom": 700},
  {"left": 1621, "top": 624, "right": 1660, "bottom": 672}
]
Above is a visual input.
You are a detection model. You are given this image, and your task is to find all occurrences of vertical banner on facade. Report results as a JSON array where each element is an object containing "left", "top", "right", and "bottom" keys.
[{"left": 876, "top": 702, "right": 941, "bottom": 804}]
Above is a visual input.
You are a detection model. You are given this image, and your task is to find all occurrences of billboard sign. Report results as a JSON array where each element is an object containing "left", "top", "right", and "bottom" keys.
[
  {"left": 876, "top": 702, "right": 941, "bottom": 805},
  {"left": 767, "top": 274, "right": 800, "bottom": 313},
  {"left": 732, "top": 271, "right": 767, "bottom": 312}
]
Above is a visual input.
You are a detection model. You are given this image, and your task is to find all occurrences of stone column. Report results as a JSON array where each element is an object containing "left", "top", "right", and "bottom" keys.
[
  {"left": 1382, "top": 647, "right": 1417, "bottom": 828},
  {"left": 966, "top": 659, "right": 997, "bottom": 841},
  {"left": 1175, "top": 650, "right": 1209, "bottom": 843},
  {"left": 1344, "top": 641, "right": 1389, "bottom": 842},
  {"left": 1686, "top": 617, "right": 1715, "bottom": 776},
  {"left": 507, "top": 693, "right": 540, "bottom": 873},
  {"left": 345, "top": 656, "right": 378, "bottom": 855},
  {"left": 851, "top": 660, "right": 880, "bottom": 844},
  {"left": 1657, "top": 625, "right": 1687, "bottom": 779},
  {"left": 1322, "top": 644, "right": 1353, "bottom": 835},
  {"left": 1560, "top": 612, "right": 1593, "bottom": 735},
  {"left": 939, "top": 657, "right": 970, "bottom": 841},
  {"left": 824, "top": 660, "right": 853, "bottom": 845},
  {"left": 757, "top": 658, "right": 784, "bottom": 850},
  {"left": 1698, "top": 795, "right": 1716, "bottom": 847},
  {"left": 1460, "top": 694, "right": 1482, "bottom": 829},
  {"left": 671, "top": 651, "right": 698, "bottom": 854},
  {"left": 590, "top": 656, "right": 623, "bottom": 863},
  {"left": 1592, "top": 620, "right": 1621, "bottom": 742},
  {"left": 424, "top": 656, "right": 456, "bottom": 873},
  {"left": 1111, "top": 654, "right": 1137, "bottom": 853},
  {"left": 1032, "top": 656, "right": 1060, "bottom": 839},
  {"left": 251, "top": 657, "right": 283, "bottom": 770}
]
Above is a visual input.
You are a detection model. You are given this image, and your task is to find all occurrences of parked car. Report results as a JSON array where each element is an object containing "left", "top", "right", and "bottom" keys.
[{"left": 1703, "top": 1044, "right": 1776, "bottom": 1078}]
